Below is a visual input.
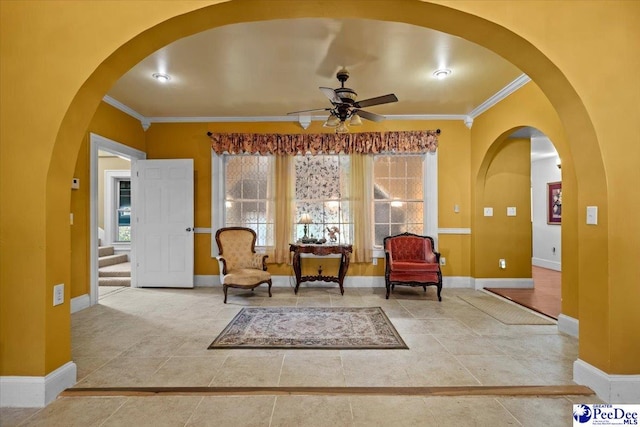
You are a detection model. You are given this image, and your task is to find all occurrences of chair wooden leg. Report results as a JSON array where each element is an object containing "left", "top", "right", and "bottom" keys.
[
  {"left": 223, "top": 285, "right": 228, "bottom": 304},
  {"left": 385, "top": 282, "right": 391, "bottom": 299},
  {"left": 437, "top": 284, "right": 442, "bottom": 302},
  {"left": 267, "top": 280, "right": 272, "bottom": 298},
  {"left": 423, "top": 285, "right": 427, "bottom": 292}
]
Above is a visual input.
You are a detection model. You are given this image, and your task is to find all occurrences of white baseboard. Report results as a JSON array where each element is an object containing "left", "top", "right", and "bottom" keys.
[
  {"left": 532, "top": 257, "right": 561, "bottom": 271},
  {"left": 473, "top": 278, "right": 534, "bottom": 290},
  {"left": 194, "top": 275, "right": 220, "bottom": 287},
  {"left": 195, "top": 275, "right": 476, "bottom": 289},
  {"left": 70, "top": 294, "right": 90, "bottom": 313},
  {"left": 443, "top": 276, "right": 473, "bottom": 288},
  {"left": 0, "top": 362, "right": 76, "bottom": 408},
  {"left": 574, "top": 359, "right": 640, "bottom": 404},
  {"left": 557, "top": 313, "right": 579, "bottom": 337}
]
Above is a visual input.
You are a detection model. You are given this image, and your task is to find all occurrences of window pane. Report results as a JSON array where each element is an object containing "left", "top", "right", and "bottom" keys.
[
  {"left": 224, "top": 155, "right": 274, "bottom": 246},
  {"left": 373, "top": 155, "right": 424, "bottom": 246},
  {"left": 116, "top": 180, "right": 131, "bottom": 242},
  {"left": 294, "top": 154, "right": 351, "bottom": 244}
]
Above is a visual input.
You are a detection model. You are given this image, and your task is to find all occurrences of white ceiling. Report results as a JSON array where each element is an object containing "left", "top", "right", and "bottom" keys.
[
  {"left": 105, "top": 17, "right": 558, "bottom": 158},
  {"left": 107, "top": 18, "right": 524, "bottom": 118}
]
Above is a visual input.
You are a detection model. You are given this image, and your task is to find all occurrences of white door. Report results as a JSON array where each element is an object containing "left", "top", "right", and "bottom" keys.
[{"left": 133, "top": 159, "right": 194, "bottom": 287}]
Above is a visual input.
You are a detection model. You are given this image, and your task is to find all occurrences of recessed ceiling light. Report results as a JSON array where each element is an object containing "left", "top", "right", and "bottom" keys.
[
  {"left": 152, "top": 72, "right": 171, "bottom": 83},
  {"left": 432, "top": 69, "right": 451, "bottom": 80}
]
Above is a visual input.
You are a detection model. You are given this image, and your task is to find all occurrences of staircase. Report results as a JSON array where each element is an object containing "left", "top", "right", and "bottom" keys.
[{"left": 98, "top": 245, "right": 131, "bottom": 287}]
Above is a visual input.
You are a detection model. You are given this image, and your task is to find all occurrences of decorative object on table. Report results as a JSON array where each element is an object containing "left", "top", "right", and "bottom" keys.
[
  {"left": 298, "top": 213, "right": 315, "bottom": 243},
  {"left": 208, "top": 307, "right": 408, "bottom": 350},
  {"left": 547, "top": 181, "right": 562, "bottom": 224},
  {"left": 215, "top": 227, "right": 272, "bottom": 304},
  {"left": 383, "top": 232, "right": 442, "bottom": 301},
  {"left": 326, "top": 226, "right": 340, "bottom": 242}
]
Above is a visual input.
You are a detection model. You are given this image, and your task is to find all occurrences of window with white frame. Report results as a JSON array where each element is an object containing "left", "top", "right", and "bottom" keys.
[
  {"left": 294, "top": 155, "right": 351, "bottom": 244},
  {"left": 373, "top": 155, "right": 424, "bottom": 247},
  {"left": 212, "top": 151, "right": 436, "bottom": 255},
  {"left": 223, "top": 155, "right": 275, "bottom": 246}
]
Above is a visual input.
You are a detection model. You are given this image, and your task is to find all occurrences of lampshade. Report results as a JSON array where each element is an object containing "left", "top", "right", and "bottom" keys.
[
  {"left": 335, "top": 121, "right": 349, "bottom": 134},
  {"left": 350, "top": 113, "right": 362, "bottom": 126},
  {"left": 298, "top": 213, "right": 313, "bottom": 224},
  {"left": 323, "top": 114, "right": 340, "bottom": 127}
]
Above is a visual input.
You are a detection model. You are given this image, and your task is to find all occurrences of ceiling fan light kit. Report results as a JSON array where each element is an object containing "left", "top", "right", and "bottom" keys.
[{"left": 288, "top": 68, "right": 398, "bottom": 133}]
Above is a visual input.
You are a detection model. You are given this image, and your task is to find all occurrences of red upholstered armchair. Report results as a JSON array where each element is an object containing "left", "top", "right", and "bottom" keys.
[{"left": 383, "top": 232, "right": 442, "bottom": 301}]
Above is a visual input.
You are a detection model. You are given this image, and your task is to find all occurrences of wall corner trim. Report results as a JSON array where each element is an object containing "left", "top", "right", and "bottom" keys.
[
  {"left": 70, "top": 294, "right": 90, "bottom": 314},
  {"left": 0, "top": 362, "right": 77, "bottom": 408},
  {"left": 557, "top": 313, "right": 578, "bottom": 337},
  {"left": 574, "top": 359, "right": 640, "bottom": 404}
]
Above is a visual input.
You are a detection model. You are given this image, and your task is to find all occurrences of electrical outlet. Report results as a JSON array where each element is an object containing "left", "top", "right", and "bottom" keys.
[
  {"left": 53, "top": 283, "right": 64, "bottom": 306},
  {"left": 440, "top": 257, "right": 446, "bottom": 266},
  {"left": 499, "top": 259, "right": 506, "bottom": 269},
  {"left": 372, "top": 257, "right": 378, "bottom": 266}
]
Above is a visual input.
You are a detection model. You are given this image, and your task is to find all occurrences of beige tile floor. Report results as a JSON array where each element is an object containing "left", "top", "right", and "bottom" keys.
[{"left": 1, "top": 286, "right": 600, "bottom": 426}]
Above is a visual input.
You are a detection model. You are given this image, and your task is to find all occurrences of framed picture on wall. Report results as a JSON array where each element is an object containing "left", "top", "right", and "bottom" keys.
[{"left": 547, "top": 181, "right": 562, "bottom": 224}]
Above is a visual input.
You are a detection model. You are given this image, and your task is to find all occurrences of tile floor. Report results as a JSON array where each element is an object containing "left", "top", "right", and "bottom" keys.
[{"left": 1, "top": 285, "right": 600, "bottom": 426}]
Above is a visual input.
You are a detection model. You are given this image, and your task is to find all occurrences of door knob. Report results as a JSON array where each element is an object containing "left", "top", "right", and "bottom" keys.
[{"left": 186, "top": 227, "right": 192, "bottom": 232}]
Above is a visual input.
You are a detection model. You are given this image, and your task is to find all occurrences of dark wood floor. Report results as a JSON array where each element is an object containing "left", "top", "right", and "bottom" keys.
[{"left": 485, "top": 266, "right": 561, "bottom": 320}]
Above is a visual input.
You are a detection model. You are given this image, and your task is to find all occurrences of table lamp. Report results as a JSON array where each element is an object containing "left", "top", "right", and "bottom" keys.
[{"left": 298, "top": 213, "right": 313, "bottom": 240}]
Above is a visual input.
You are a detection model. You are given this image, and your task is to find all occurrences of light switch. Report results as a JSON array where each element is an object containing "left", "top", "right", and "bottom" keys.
[
  {"left": 454, "top": 204, "right": 460, "bottom": 213},
  {"left": 586, "top": 206, "right": 598, "bottom": 225},
  {"left": 71, "top": 178, "right": 80, "bottom": 189},
  {"left": 507, "top": 207, "right": 516, "bottom": 216},
  {"left": 483, "top": 207, "right": 493, "bottom": 217}
]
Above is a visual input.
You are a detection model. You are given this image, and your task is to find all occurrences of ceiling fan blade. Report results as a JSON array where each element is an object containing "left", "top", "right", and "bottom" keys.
[
  {"left": 355, "top": 93, "right": 398, "bottom": 108},
  {"left": 287, "top": 107, "right": 330, "bottom": 115},
  {"left": 355, "top": 109, "right": 385, "bottom": 123},
  {"left": 319, "top": 87, "right": 343, "bottom": 104}
]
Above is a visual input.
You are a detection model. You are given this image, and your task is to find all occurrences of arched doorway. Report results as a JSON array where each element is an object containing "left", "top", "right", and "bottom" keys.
[{"left": 5, "top": 0, "right": 626, "bottom": 406}]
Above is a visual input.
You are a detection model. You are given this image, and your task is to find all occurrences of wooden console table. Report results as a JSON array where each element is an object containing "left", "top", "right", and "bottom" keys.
[{"left": 289, "top": 244, "right": 353, "bottom": 295}]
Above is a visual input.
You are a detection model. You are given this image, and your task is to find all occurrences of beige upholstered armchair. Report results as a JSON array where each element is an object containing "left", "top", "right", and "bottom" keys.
[{"left": 215, "top": 227, "right": 272, "bottom": 303}]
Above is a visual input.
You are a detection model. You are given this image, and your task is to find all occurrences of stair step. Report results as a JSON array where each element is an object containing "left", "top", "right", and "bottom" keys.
[
  {"left": 98, "top": 253, "right": 128, "bottom": 268},
  {"left": 99, "top": 261, "right": 131, "bottom": 277},
  {"left": 98, "top": 277, "right": 131, "bottom": 287},
  {"left": 98, "top": 245, "right": 114, "bottom": 257}
]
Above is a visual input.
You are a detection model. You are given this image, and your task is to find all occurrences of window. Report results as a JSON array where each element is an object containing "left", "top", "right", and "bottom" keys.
[
  {"left": 212, "top": 150, "right": 437, "bottom": 256},
  {"left": 224, "top": 155, "right": 274, "bottom": 246},
  {"left": 294, "top": 155, "right": 351, "bottom": 244},
  {"left": 116, "top": 179, "right": 131, "bottom": 242},
  {"left": 373, "top": 155, "right": 424, "bottom": 247}
]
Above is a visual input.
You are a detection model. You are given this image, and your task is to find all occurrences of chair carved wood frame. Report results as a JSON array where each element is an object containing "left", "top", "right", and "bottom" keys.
[
  {"left": 215, "top": 227, "right": 272, "bottom": 303},
  {"left": 383, "top": 232, "right": 442, "bottom": 301}
]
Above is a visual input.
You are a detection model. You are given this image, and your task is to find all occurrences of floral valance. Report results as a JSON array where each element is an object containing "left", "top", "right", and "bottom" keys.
[{"left": 207, "top": 130, "right": 440, "bottom": 155}]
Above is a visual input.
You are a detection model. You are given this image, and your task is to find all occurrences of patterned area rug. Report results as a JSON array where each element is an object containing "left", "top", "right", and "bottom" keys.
[
  {"left": 208, "top": 307, "right": 408, "bottom": 349},
  {"left": 458, "top": 294, "right": 555, "bottom": 325}
]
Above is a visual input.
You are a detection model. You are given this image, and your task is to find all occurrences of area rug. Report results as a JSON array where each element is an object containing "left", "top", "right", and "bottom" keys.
[
  {"left": 208, "top": 307, "right": 408, "bottom": 349},
  {"left": 458, "top": 294, "right": 555, "bottom": 325}
]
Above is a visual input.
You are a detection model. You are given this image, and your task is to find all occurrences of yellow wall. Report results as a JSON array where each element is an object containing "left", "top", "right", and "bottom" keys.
[
  {"left": 144, "top": 120, "right": 469, "bottom": 278},
  {"left": 2, "top": 0, "right": 639, "bottom": 380},
  {"left": 69, "top": 103, "right": 146, "bottom": 299},
  {"left": 474, "top": 138, "right": 531, "bottom": 278}
]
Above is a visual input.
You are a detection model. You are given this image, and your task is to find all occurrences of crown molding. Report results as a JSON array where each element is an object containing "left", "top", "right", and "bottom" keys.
[
  {"left": 101, "top": 75, "right": 530, "bottom": 130},
  {"left": 102, "top": 95, "right": 151, "bottom": 130},
  {"left": 467, "top": 74, "right": 531, "bottom": 119}
]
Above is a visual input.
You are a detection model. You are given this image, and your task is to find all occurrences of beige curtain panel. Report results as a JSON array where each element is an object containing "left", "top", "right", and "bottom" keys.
[{"left": 208, "top": 130, "right": 440, "bottom": 155}]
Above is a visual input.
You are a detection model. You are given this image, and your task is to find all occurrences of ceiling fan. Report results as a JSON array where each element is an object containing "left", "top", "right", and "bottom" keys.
[{"left": 288, "top": 68, "right": 398, "bottom": 133}]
